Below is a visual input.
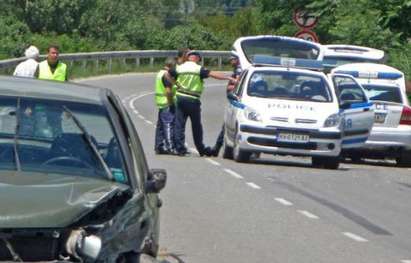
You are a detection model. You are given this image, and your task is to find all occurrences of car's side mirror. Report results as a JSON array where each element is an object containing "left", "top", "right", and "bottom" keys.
[
  {"left": 227, "top": 92, "right": 238, "bottom": 101},
  {"left": 145, "top": 169, "right": 167, "bottom": 193},
  {"left": 339, "top": 101, "right": 351, "bottom": 109}
]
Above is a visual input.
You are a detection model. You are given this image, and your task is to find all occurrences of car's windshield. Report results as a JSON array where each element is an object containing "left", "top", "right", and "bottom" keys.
[
  {"left": 362, "top": 84, "right": 403, "bottom": 104},
  {"left": 0, "top": 97, "right": 127, "bottom": 183},
  {"left": 241, "top": 38, "right": 320, "bottom": 64},
  {"left": 247, "top": 71, "right": 332, "bottom": 102}
]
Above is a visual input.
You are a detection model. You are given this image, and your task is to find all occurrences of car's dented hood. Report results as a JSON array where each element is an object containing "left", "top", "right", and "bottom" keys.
[{"left": 0, "top": 171, "right": 129, "bottom": 228}]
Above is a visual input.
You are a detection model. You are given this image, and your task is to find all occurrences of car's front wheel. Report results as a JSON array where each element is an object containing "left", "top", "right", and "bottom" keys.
[
  {"left": 396, "top": 150, "right": 411, "bottom": 167},
  {"left": 233, "top": 128, "right": 251, "bottom": 163},
  {"left": 312, "top": 156, "right": 340, "bottom": 169},
  {"left": 222, "top": 139, "right": 234, "bottom": 159}
]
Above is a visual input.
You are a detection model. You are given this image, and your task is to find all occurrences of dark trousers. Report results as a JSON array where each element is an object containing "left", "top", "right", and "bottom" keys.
[
  {"left": 154, "top": 106, "right": 175, "bottom": 151},
  {"left": 175, "top": 96, "right": 206, "bottom": 153}
]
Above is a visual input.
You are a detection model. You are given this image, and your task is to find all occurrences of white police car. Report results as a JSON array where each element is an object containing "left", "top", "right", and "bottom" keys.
[
  {"left": 323, "top": 44, "right": 385, "bottom": 70},
  {"left": 223, "top": 36, "right": 375, "bottom": 169},
  {"left": 332, "top": 63, "right": 411, "bottom": 166}
]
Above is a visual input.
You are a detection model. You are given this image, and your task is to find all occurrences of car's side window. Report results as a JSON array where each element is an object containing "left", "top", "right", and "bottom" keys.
[
  {"left": 333, "top": 75, "right": 367, "bottom": 105},
  {"left": 235, "top": 70, "right": 248, "bottom": 97}
]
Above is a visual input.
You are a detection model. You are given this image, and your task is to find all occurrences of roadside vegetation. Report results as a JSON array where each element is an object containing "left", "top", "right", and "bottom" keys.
[{"left": 0, "top": 0, "right": 410, "bottom": 80}]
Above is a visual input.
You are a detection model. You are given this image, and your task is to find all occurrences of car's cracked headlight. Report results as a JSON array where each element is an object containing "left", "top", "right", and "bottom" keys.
[
  {"left": 324, "top": 114, "right": 341, "bottom": 127},
  {"left": 244, "top": 107, "right": 262, "bottom": 122},
  {"left": 66, "top": 229, "right": 102, "bottom": 260}
]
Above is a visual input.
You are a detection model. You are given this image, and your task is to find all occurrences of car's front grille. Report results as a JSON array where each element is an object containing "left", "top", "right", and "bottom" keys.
[
  {"left": 248, "top": 137, "right": 317, "bottom": 150},
  {"left": 295, "top": 118, "right": 317, "bottom": 124},
  {"left": 0, "top": 231, "right": 63, "bottom": 261}
]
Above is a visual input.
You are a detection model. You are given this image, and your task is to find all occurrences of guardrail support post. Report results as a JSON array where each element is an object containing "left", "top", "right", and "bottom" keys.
[
  {"left": 135, "top": 57, "right": 140, "bottom": 67},
  {"left": 218, "top": 56, "right": 222, "bottom": 69},
  {"left": 96, "top": 59, "right": 99, "bottom": 72},
  {"left": 150, "top": 57, "right": 154, "bottom": 67},
  {"left": 108, "top": 58, "right": 112, "bottom": 74}
]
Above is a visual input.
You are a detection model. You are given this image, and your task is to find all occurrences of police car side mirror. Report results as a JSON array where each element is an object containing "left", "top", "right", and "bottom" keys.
[
  {"left": 146, "top": 169, "right": 167, "bottom": 193},
  {"left": 227, "top": 92, "right": 238, "bottom": 101},
  {"left": 339, "top": 101, "right": 352, "bottom": 110}
]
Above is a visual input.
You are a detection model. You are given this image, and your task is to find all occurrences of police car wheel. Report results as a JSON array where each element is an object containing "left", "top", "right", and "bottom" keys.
[
  {"left": 233, "top": 128, "right": 251, "bottom": 163},
  {"left": 312, "top": 156, "right": 340, "bottom": 170},
  {"left": 396, "top": 150, "right": 411, "bottom": 167},
  {"left": 223, "top": 141, "right": 233, "bottom": 159}
]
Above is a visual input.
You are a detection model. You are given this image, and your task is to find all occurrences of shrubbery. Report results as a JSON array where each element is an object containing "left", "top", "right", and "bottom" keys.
[{"left": 0, "top": 0, "right": 410, "bottom": 79}]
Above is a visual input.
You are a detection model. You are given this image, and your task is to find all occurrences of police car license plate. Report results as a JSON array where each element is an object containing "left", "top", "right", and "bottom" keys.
[
  {"left": 374, "top": 113, "right": 386, "bottom": 123},
  {"left": 278, "top": 133, "right": 309, "bottom": 143}
]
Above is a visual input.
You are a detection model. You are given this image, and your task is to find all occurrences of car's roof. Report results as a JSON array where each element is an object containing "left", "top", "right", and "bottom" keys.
[
  {"left": 324, "top": 44, "right": 385, "bottom": 60},
  {"left": 0, "top": 76, "right": 105, "bottom": 105},
  {"left": 332, "top": 63, "right": 403, "bottom": 75}
]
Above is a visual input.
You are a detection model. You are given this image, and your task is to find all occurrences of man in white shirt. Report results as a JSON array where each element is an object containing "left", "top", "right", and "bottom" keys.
[{"left": 13, "top": 45, "right": 40, "bottom": 78}]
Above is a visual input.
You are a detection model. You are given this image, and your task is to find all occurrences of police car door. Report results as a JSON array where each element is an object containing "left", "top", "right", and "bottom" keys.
[
  {"left": 332, "top": 74, "right": 375, "bottom": 148},
  {"left": 226, "top": 70, "right": 247, "bottom": 135}
]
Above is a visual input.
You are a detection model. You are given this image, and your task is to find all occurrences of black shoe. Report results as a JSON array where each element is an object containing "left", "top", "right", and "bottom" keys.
[
  {"left": 210, "top": 146, "right": 221, "bottom": 157},
  {"left": 199, "top": 147, "right": 213, "bottom": 157},
  {"left": 176, "top": 149, "right": 190, "bottom": 156},
  {"left": 155, "top": 148, "right": 169, "bottom": 155}
]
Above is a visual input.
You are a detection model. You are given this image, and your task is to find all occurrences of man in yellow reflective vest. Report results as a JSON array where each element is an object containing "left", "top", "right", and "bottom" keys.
[
  {"left": 35, "top": 44, "right": 68, "bottom": 81},
  {"left": 154, "top": 58, "right": 177, "bottom": 154},
  {"left": 168, "top": 50, "right": 237, "bottom": 156}
]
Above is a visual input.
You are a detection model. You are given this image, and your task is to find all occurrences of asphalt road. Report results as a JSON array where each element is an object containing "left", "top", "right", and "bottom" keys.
[{"left": 82, "top": 73, "right": 411, "bottom": 263}]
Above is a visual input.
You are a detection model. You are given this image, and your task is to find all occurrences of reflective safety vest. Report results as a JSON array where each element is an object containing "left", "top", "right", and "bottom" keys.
[
  {"left": 155, "top": 70, "right": 170, "bottom": 109},
  {"left": 38, "top": 60, "right": 67, "bottom": 82},
  {"left": 175, "top": 61, "right": 204, "bottom": 100}
]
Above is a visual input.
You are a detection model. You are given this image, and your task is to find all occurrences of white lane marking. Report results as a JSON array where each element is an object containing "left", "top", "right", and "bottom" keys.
[
  {"left": 145, "top": 120, "right": 153, "bottom": 125},
  {"left": 205, "top": 158, "right": 221, "bottom": 166},
  {"left": 342, "top": 232, "right": 368, "bottom": 242},
  {"left": 246, "top": 182, "right": 261, "bottom": 190},
  {"left": 401, "top": 260, "right": 411, "bottom": 263},
  {"left": 408, "top": 168, "right": 411, "bottom": 171},
  {"left": 298, "top": 210, "right": 319, "bottom": 219},
  {"left": 223, "top": 168, "right": 244, "bottom": 179},
  {"left": 274, "top": 198, "right": 293, "bottom": 206},
  {"left": 129, "top": 92, "right": 155, "bottom": 112}
]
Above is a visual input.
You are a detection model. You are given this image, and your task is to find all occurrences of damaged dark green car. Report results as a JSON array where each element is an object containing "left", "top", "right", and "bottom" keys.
[{"left": 0, "top": 76, "right": 166, "bottom": 262}]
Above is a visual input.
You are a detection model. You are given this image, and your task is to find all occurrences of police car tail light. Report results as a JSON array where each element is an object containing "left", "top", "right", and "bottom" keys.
[
  {"left": 324, "top": 114, "right": 341, "bottom": 127},
  {"left": 244, "top": 107, "right": 262, "bottom": 122},
  {"left": 399, "top": 106, "right": 411, "bottom": 125}
]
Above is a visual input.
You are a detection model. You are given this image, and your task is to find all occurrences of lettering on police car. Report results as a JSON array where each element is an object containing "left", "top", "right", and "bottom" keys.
[{"left": 268, "top": 103, "right": 314, "bottom": 111}]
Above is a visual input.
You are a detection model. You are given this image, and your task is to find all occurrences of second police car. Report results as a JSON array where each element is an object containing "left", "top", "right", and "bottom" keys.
[
  {"left": 224, "top": 36, "right": 375, "bottom": 169},
  {"left": 332, "top": 63, "right": 411, "bottom": 166}
]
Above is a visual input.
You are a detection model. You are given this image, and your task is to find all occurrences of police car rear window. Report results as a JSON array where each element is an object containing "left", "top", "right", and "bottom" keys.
[
  {"left": 247, "top": 71, "right": 332, "bottom": 102},
  {"left": 362, "top": 85, "right": 403, "bottom": 104}
]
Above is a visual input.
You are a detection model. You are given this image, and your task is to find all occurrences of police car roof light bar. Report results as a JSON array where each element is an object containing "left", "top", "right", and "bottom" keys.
[
  {"left": 334, "top": 70, "right": 403, "bottom": 80},
  {"left": 252, "top": 55, "right": 323, "bottom": 71}
]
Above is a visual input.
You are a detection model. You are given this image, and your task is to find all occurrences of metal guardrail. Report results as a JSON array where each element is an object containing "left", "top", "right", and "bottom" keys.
[{"left": 0, "top": 50, "right": 231, "bottom": 73}]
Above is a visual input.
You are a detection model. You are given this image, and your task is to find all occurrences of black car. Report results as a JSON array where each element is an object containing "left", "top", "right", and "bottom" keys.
[{"left": 0, "top": 76, "right": 166, "bottom": 262}]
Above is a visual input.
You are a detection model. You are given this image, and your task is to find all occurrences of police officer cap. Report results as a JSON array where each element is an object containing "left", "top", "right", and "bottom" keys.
[{"left": 187, "top": 50, "right": 202, "bottom": 59}]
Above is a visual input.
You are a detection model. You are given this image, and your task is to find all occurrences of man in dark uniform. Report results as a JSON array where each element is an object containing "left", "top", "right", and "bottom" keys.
[
  {"left": 168, "top": 51, "right": 237, "bottom": 156},
  {"left": 211, "top": 52, "right": 242, "bottom": 156}
]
